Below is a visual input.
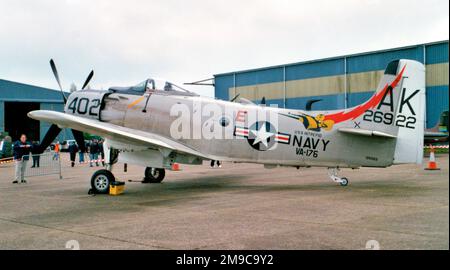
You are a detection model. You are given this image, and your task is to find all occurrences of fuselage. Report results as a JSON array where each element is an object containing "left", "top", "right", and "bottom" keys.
[{"left": 63, "top": 88, "right": 396, "bottom": 168}]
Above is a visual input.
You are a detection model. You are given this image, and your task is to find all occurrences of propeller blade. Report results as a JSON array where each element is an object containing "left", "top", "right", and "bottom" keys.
[
  {"left": 81, "top": 70, "right": 94, "bottom": 90},
  {"left": 49, "top": 59, "right": 67, "bottom": 104},
  {"left": 39, "top": 124, "right": 62, "bottom": 153},
  {"left": 71, "top": 129, "right": 86, "bottom": 153}
]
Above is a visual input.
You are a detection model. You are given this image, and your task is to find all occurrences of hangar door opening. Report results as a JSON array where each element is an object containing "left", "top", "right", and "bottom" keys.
[{"left": 4, "top": 102, "right": 40, "bottom": 142}]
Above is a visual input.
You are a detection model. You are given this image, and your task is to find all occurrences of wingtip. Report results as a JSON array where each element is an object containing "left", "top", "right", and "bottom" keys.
[
  {"left": 27, "top": 110, "right": 38, "bottom": 119},
  {"left": 27, "top": 110, "right": 52, "bottom": 120}
]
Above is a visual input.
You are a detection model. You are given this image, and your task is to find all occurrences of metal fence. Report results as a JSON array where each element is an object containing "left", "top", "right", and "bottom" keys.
[{"left": 22, "top": 152, "right": 62, "bottom": 179}]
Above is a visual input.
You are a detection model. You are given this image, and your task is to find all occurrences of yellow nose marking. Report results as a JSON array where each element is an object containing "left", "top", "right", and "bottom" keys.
[{"left": 127, "top": 96, "right": 146, "bottom": 109}]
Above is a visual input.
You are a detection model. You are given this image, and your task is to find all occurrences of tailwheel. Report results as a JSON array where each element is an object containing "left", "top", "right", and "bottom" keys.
[
  {"left": 91, "top": 169, "right": 115, "bottom": 194},
  {"left": 327, "top": 168, "right": 349, "bottom": 186},
  {"left": 143, "top": 167, "right": 165, "bottom": 183}
]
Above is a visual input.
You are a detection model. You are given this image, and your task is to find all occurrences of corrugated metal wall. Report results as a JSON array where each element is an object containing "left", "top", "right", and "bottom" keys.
[
  {"left": 0, "top": 79, "right": 72, "bottom": 141},
  {"left": 214, "top": 41, "right": 449, "bottom": 128}
]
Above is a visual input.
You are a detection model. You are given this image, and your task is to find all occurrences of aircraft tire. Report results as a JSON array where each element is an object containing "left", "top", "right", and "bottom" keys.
[
  {"left": 91, "top": 169, "right": 115, "bottom": 194},
  {"left": 340, "top": 177, "right": 349, "bottom": 186},
  {"left": 143, "top": 167, "right": 165, "bottom": 183}
]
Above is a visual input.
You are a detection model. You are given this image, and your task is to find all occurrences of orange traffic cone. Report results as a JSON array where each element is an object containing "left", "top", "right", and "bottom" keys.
[
  {"left": 425, "top": 146, "right": 440, "bottom": 170},
  {"left": 171, "top": 163, "right": 180, "bottom": 171}
]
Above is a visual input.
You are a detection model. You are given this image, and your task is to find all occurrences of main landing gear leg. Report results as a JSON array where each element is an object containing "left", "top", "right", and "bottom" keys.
[
  {"left": 90, "top": 140, "right": 118, "bottom": 194},
  {"left": 328, "top": 168, "right": 348, "bottom": 186}
]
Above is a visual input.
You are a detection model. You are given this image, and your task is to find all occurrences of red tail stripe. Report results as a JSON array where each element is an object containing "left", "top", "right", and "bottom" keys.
[{"left": 324, "top": 65, "right": 406, "bottom": 124}]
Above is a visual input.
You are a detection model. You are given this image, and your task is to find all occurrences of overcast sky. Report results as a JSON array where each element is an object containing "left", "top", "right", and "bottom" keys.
[{"left": 0, "top": 0, "right": 448, "bottom": 97}]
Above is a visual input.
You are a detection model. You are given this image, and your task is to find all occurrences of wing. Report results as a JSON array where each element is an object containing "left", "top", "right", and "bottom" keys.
[{"left": 28, "top": 110, "right": 209, "bottom": 159}]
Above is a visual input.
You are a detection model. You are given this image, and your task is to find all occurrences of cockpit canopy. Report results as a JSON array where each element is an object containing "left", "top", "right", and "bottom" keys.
[{"left": 109, "top": 78, "right": 198, "bottom": 96}]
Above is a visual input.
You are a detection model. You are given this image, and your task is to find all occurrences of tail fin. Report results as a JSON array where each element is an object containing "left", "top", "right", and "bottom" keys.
[
  {"left": 364, "top": 59, "right": 426, "bottom": 164},
  {"left": 391, "top": 60, "right": 425, "bottom": 164},
  {"left": 328, "top": 59, "right": 426, "bottom": 164}
]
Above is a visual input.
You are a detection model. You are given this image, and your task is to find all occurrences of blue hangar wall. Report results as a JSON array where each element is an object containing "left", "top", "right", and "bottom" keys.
[
  {"left": 0, "top": 79, "right": 73, "bottom": 142},
  {"left": 214, "top": 40, "right": 449, "bottom": 128}
]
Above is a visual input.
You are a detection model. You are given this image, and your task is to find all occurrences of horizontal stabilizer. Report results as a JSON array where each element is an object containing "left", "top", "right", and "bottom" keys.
[
  {"left": 424, "top": 131, "right": 448, "bottom": 138},
  {"left": 338, "top": 128, "right": 396, "bottom": 138}
]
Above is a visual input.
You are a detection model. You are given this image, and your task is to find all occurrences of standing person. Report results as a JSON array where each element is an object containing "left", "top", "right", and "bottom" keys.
[
  {"left": 79, "top": 147, "right": 85, "bottom": 164},
  {"left": 68, "top": 141, "right": 78, "bottom": 167},
  {"left": 210, "top": 160, "right": 222, "bottom": 168},
  {"left": 1, "top": 136, "right": 13, "bottom": 158},
  {"left": 99, "top": 139, "right": 105, "bottom": 166},
  {"left": 31, "top": 141, "right": 41, "bottom": 168},
  {"left": 0, "top": 138, "right": 4, "bottom": 158},
  {"left": 13, "top": 134, "right": 31, "bottom": 184},
  {"left": 53, "top": 141, "right": 60, "bottom": 160},
  {"left": 89, "top": 139, "right": 99, "bottom": 167}
]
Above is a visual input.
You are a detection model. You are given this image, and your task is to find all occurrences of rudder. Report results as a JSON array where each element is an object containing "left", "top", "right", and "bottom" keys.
[{"left": 392, "top": 60, "right": 425, "bottom": 164}]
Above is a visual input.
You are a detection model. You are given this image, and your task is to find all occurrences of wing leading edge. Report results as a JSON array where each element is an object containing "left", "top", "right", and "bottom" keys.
[{"left": 28, "top": 110, "right": 209, "bottom": 159}]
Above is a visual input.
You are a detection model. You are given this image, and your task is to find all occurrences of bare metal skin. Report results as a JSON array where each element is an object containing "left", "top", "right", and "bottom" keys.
[{"left": 29, "top": 59, "right": 425, "bottom": 190}]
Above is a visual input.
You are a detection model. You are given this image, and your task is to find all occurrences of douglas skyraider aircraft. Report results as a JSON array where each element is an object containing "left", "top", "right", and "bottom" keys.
[{"left": 29, "top": 59, "right": 425, "bottom": 193}]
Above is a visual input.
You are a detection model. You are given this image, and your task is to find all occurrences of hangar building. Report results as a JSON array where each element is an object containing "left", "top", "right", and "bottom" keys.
[
  {"left": 0, "top": 79, "right": 72, "bottom": 142},
  {"left": 214, "top": 40, "right": 449, "bottom": 128}
]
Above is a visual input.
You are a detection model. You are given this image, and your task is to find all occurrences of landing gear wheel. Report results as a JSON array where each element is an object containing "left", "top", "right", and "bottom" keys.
[
  {"left": 340, "top": 177, "right": 349, "bottom": 186},
  {"left": 91, "top": 169, "right": 115, "bottom": 194},
  {"left": 143, "top": 167, "right": 165, "bottom": 183},
  {"left": 328, "top": 168, "right": 349, "bottom": 187}
]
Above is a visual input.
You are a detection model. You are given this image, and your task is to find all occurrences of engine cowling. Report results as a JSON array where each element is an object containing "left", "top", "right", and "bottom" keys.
[{"left": 64, "top": 90, "right": 110, "bottom": 120}]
